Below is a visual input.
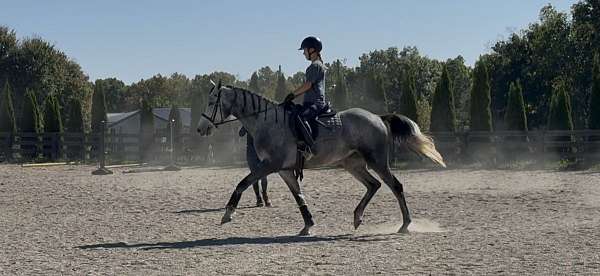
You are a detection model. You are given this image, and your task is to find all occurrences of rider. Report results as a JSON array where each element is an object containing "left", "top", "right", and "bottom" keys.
[{"left": 285, "top": 36, "right": 327, "bottom": 158}]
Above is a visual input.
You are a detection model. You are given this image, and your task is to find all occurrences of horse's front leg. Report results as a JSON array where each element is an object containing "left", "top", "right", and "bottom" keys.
[
  {"left": 278, "top": 170, "right": 314, "bottom": 236},
  {"left": 221, "top": 163, "right": 275, "bottom": 224}
]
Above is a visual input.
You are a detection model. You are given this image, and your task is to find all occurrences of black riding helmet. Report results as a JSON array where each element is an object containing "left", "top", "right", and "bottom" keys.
[{"left": 298, "top": 36, "right": 322, "bottom": 52}]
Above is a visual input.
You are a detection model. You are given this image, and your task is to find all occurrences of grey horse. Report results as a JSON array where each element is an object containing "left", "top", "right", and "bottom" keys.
[{"left": 197, "top": 83, "right": 446, "bottom": 235}]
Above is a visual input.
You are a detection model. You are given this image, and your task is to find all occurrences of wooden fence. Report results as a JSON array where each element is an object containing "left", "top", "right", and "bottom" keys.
[
  {"left": 425, "top": 130, "right": 600, "bottom": 164},
  {"left": 2, "top": 129, "right": 600, "bottom": 166}
]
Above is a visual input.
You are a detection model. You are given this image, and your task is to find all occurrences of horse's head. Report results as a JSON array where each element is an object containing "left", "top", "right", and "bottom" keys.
[{"left": 197, "top": 80, "right": 236, "bottom": 136}]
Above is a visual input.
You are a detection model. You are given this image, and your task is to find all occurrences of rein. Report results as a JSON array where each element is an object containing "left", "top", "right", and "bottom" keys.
[{"left": 201, "top": 87, "right": 283, "bottom": 128}]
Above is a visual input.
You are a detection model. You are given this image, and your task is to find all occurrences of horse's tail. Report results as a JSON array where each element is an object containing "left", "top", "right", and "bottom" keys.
[{"left": 380, "top": 114, "right": 446, "bottom": 168}]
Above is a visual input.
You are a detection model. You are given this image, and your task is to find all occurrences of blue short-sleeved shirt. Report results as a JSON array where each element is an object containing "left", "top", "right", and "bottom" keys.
[{"left": 304, "top": 60, "right": 326, "bottom": 108}]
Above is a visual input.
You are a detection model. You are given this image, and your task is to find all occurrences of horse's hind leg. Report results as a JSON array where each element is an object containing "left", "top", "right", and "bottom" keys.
[
  {"left": 252, "top": 181, "right": 264, "bottom": 207},
  {"left": 371, "top": 163, "right": 411, "bottom": 233},
  {"left": 343, "top": 155, "right": 381, "bottom": 229},
  {"left": 260, "top": 177, "right": 271, "bottom": 207},
  {"left": 278, "top": 170, "right": 314, "bottom": 236}
]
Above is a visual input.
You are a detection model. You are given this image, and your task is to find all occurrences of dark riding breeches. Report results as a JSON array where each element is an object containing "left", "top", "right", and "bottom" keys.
[{"left": 300, "top": 103, "right": 322, "bottom": 141}]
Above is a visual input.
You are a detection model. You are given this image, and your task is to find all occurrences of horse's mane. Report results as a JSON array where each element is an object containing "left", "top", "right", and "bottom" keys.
[{"left": 224, "top": 85, "right": 280, "bottom": 106}]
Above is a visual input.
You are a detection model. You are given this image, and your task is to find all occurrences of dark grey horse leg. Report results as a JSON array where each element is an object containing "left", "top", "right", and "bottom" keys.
[
  {"left": 252, "top": 181, "right": 263, "bottom": 207},
  {"left": 260, "top": 177, "right": 271, "bottom": 207},
  {"left": 222, "top": 165, "right": 275, "bottom": 224},
  {"left": 371, "top": 165, "right": 411, "bottom": 233},
  {"left": 344, "top": 160, "right": 382, "bottom": 230},
  {"left": 278, "top": 170, "right": 314, "bottom": 236}
]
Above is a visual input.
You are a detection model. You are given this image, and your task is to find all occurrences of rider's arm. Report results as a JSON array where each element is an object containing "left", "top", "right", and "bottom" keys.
[
  {"left": 292, "top": 82, "right": 312, "bottom": 96},
  {"left": 288, "top": 63, "right": 321, "bottom": 99}
]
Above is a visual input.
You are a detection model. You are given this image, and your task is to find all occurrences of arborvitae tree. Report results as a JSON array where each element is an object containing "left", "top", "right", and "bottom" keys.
[
  {"left": 21, "top": 89, "right": 41, "bottom": 133},
  {"left": 377, "top": 76, "right": 389, "bottom": 113},
  {"left": 505, "top": 81, "right": 528, "bottom": 131},
  {"left": 20, "top": 89, "right": 42, "bottom": 159},
  {"left": 91, "top": 83, "right": 107, "bottom": 133},
  {"left": 589, "top": 52, "right": 600, "bottom": 130},
  {"left": 67, "top": 98, "right": 84, "bottom": 133},
  {"left": 589, "top": 52, "right": 600, "bottom": 157},
  {"left": 43, "top": 94, "right": 63, "bottom": 133},
  {"left": 0, "top": 81, "right": 16, "bottom": 160},
  {"left": 274, "top": 66, "right": 287, "bottom": 101},
  {"left": 547, "top": 79, "right": 574, "bottom": 157},
  {"left": 430, "top": 66, "right": 456, "bottom": 132},
  {"left": 139, "top": 98, "right": 154, "bottom": 161},
  {"left": 66, "top": 98, "right": 84, "bottom": 160},
  {"left": 548, "top": 79, "right": 574, "bottom": 131},
  {"left": 364, "top": 73, "right": 388, "bottom": 113},
  {"left": 249, "top": 72, "right": 261, "bottom": 94},
  {"left": 140, "top": 98, "right": 154, "bottom": 132},
  {"left": 331, "top": 64, "right": 348, "bottom": 110},
  {"left": 43, "top": 94, "right": 63, "bottom": 160},
  {"left": 398, "top": 71, "right": 419, "bottom": 122},
  {"left": 469, "top": 59, "right": 493, "bottom": 131},
  {"left": 503, "top": 81, "right": 529, "bottom": 159},
  {"left": 190, "top": 90, "right": 204, "bottom": 135},
  {"left": 0, "top": 81, "right": 17, "bottom": 133},
  {"left": 189, "top": 87, "right": 207, "bottom": 162}
]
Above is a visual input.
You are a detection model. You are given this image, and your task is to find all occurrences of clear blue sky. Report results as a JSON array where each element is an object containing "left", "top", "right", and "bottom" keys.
[{"left": 1, "top": 0, "right": 577, "bottom": 84}]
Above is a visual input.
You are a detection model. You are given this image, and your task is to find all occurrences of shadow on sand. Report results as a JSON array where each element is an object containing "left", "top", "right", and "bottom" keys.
[
  {"left": 172, "top": 205, "right": 264, "bottom": 215},
  {"left": 76, "top": 234, "right": 353, "bottom": 250}
]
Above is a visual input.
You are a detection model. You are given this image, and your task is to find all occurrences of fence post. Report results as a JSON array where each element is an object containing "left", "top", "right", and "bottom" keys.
[
  {"left": 462, "top": 131, "right": 469, "bottom": 162},
  {"left": 538, "top": 131, "right": 545, "bottom": 166},
  {"left": 574, "top": 131, "right": 581, "bottom": 162},
  {"left": 5, "top": 133, "right": 14, "bottom": 162},
  {"left": 10, "top": 133, "right": 14, "bottom": 161},
  {"left": 81, "top": 132, "right": 86, "bottom": 162},
  {"left": 51, "top": 133, "right": 58, "bottom": 160},
  {"left": 92, "top": 120, "right": 113, "bottom": 175},
  {"left": 164, "top": 119, "right": 181, "bottom": 171}
]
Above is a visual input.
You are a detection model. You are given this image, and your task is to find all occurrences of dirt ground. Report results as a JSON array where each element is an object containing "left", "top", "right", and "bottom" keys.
[{"left": 1, "top": 164, "right": 599, "bottom": 275}]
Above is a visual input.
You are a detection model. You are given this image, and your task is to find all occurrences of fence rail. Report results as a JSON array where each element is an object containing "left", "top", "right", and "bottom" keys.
[
  {"left": 1, "top": 129, "right": 600, "bottom": 165},
  {"left": 425, "top": 130, "right": 600, "bottom": 164}
]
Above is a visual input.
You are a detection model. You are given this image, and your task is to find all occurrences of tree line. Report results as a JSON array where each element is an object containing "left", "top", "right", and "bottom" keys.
[{"left": 1, "top": 1, "right": 599, "bottom": 143}]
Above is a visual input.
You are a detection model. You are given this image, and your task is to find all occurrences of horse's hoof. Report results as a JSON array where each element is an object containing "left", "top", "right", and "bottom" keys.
[
  {"left": 398, "top": 227, "right": 410, "bottom": 234},
  {"left": 298, "top": 227, "right": 311, "bottom": 236},
  {"left": 221, "top": 216, "right": 232, "bottom": 225},
  {"left": 256, "top": 201, "right": 264, "bottom": 207},
  {"left": 221, "top": 208, "right": 235, "bottom": 224},
  {"left": 265, "top": 201, "right": 272, "bottom": 207},
  {"left": 353, "top": 218, "right": 363, "bottom": 229}
]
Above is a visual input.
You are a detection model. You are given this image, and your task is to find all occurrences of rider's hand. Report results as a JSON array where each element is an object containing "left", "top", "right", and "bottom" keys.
[{"left": 284, "top": 92, "right": 296, "bottom": 103}]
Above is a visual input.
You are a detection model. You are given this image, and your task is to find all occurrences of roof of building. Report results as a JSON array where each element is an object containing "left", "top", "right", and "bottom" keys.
[
  {"left": 151, "top": 108, "right": 192, "bottom": 127},
  {"left": 107, "top": 108, "right": 192, "bottom": 128},
  {"left": 107, "top": 110, "right": 139, "bottom": 127}
]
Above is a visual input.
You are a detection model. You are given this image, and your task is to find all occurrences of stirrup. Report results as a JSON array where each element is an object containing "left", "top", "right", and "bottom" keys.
[
  {"left": 301, "top": 124, "right": 315, "bottom": 147},
  {"left": 303, "top": 149, "right": 313, "bottom": 161},
  {"left": 298, "top": 143, "right": 313, "bottom": 161}
]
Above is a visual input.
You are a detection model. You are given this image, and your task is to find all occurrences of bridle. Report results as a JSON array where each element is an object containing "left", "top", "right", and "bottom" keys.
[
  {"left": 201, "top": 85, "right": 280, "bottom": 128},
  {"left": 201, "top": 87, "right": 229, "bottom": 128}
]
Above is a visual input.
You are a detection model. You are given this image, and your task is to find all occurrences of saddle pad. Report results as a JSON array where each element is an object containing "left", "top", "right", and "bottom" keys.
[{"left": 318, "top": 113, "right": 342, "bottom": 132}]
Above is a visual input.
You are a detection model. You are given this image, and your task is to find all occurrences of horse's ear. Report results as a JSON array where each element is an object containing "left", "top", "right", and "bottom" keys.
[{"left": 209, "top": 79, "right": 216, "bottom": 92}]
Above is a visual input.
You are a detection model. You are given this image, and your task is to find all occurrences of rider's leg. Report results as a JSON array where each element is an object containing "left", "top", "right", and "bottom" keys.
[{"left": 298, "top": 104, "right": 319, "bottom": 147}]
